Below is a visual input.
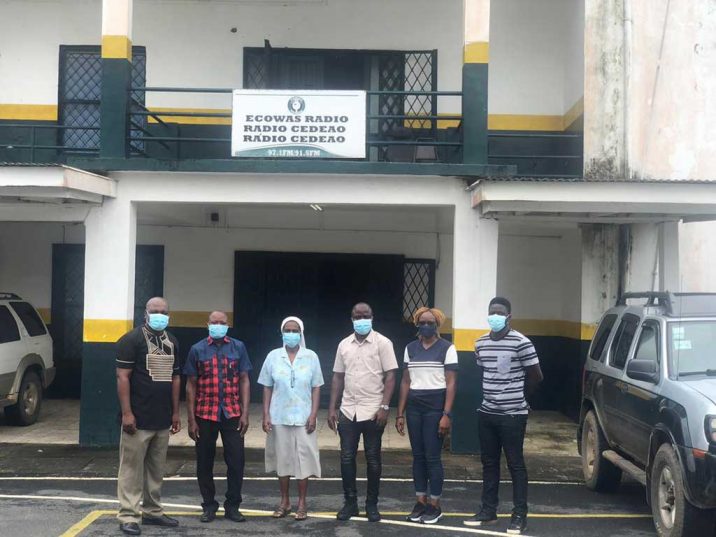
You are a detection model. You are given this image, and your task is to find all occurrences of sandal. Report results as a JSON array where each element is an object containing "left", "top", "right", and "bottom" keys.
[
  {"left": 294, "top": 508, "right": 308, "bottom": 521},
  {"left": 272, "top": 505, "right": 292, "bottom": 518}
]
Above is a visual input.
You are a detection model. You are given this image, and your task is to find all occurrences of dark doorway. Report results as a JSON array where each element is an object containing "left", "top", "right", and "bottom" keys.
[
  {"left": 234, "top": 251, "right": 422, "bottom": 405},
  {"left": 49, "top": 244, "right": 164, "bottom": 398}
]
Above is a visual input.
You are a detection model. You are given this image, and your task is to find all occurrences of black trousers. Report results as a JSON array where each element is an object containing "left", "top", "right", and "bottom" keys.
[
  {"left": 478, "top": 411, "right": 528, "bottom": 516},
  {"left": 338, "top": 412, "right": 384, "bottom": 504},
  {"left": 196, "top": 415, "right": 245, "bottom": 511}
]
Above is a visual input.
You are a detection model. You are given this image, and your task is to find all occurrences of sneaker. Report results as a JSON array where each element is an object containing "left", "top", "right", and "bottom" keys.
[
  {"left": 336, "top": 500, "right": 359, "bottom": 521},
  {"left": 420, "top": 504, "right": 443, "bottom": 524},
  {"left": 365, "top": 503, "right": 381, "bottom": 522},
  {"left": 463, "top": 508, "right": 498, "bottom": 527},
  {"left": 506, "top": 513, "right": 527, "bottom": 535},
  {"left": 406, "top": 501, "right": 427, "bottom": 522}
]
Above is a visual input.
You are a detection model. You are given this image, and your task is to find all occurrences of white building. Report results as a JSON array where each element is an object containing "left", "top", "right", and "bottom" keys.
[{"left": 0, "top": 0, "right": 714, "bottom": 448}]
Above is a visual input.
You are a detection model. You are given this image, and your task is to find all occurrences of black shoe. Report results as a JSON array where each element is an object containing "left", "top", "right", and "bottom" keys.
[
  {"left": 200, "top": 508, "right": 217, "bottom": 523},
  {"left": 224, "top": 506, "right": 246, "bottom": 522},
  {"left": 119, "top": 522, "right": 141, "bottom": 535},
  {"left": 141, "top": 514, "right": 179, "bottom": 527},
  {"left": 420, "top": 504, "right": 443, "bottom": 524},
  {"left": 507, "top": 513, "right": 527, "bottom": 534},
  {"left": 365, "top": 503, "right": 381, "bottom": 522},
  {"left": 406, "top": 501, "right": 427, "bottom": 522},
  {"left": 336, "top": 500, "right": 359, "bottom": 521},
  {"left": 463, "top": 508, "right": 498, "bottom": 527}
]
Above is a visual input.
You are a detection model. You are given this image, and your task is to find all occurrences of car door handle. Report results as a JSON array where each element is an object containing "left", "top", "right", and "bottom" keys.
[{"left": 618, "top": 383, "right": 629, "bottom": 393}]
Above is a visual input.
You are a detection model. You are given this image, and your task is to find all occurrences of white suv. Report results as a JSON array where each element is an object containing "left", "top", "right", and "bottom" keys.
[{"left": 0, "top": 293, "right": 54, "bottom": 425}]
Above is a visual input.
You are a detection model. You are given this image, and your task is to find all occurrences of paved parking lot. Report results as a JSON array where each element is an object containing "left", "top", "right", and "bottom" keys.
[{"left": 0, "top": 475, "right": 656, "bottom": 537}]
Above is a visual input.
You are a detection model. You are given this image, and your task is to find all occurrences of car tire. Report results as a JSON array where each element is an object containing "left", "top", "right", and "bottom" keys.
[
  {"left": 4, "top": 371, "right": 43, "bottom": 426},
  {"left": 581, "top": 410, "right": 622, "bottom": 492},
  {"left": 650, "top": 444, "right": 716, "bottom": 537}
]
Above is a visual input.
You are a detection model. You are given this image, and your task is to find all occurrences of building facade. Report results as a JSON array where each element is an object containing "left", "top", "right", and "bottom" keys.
[{"left": 1, "top": 0, "right": 714, "bottom": 449}]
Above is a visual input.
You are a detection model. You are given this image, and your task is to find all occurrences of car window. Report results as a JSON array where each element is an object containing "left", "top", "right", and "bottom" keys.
[
  {"left": 633, "top": 322, "right": 660, "bottom": 363},
  {"left": 609, "top": 313, "right": 640, "bottom": 370},
  {"left": 10, "top": 302, "right": 47, "bottom": 337},
  {"left": 668, "top": 321, "right": 716, "bottom": 377},
  {"left": 0, "top": 306, "right": 21, "bottom": 344},
  {"left": 589, "top": 314, "right": 618, "bottom": 361}
]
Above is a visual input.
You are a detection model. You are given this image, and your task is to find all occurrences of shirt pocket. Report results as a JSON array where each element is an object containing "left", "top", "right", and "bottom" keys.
[
  {"left": 497, "top": 354, "right": 512, "bottom": 375},
  {"left": 198, "top": 358, "right": 213, "bottom": 378}
]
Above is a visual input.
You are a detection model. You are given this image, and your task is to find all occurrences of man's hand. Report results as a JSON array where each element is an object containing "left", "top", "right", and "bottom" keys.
[
  {"left": 262, "top": 415, "right": 273, "bottom": 434},
  {"left": 239, "top": 413, "right": 249, "bottom": 437},
  {"left": 306, "top": 414, "right": 317, "bottom": 434},
  {"left": 438, "top": 415, "right": 451, "bottom": 437},
  {"left": 122, "top": 412, "right": 137, "bottom": 435},
  {"left": 188, "top": 420, "right": 200, "bottom": 441},
  {"left": 327, "top": 409, "right": 338, "bottom": 434},
  {"left": 170, "top": 413, "right": 181, "bottom": 435},
  {"left": 395, "top": 416, "right": 406, "bottom": 436},
  {"left": 375, "top": 408, "right": 389, "bottom": 428}
]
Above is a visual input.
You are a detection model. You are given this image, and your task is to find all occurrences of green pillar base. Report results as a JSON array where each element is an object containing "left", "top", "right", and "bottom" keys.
[
  {"left": 450, "top": 350, "right": 483, "bottom": 454},
  {"left": 79, "top": 342, "right": 121, "bottom": 447},
  {"left": 462, "top": 63, "right": 489, "bottom": 165}
]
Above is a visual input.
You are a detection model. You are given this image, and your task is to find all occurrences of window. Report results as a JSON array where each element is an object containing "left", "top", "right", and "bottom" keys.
[
  {"left": 10, "top": 302, "right": 47, "bottom": 337},
  {"left": 0, "top": 306, "right": 21, "bottom": 344},
  {"left": 634, "top": 322, "right": 660, "bottom": 363},
  {"left": 402, "top": 260, "right": 435, "bottom": 322},
  {"left": 589, "top": 314, "right": 617, "bottom": 361},
  {"left": 668, "top": 321, "right": 716, "bottom": 377},
  {"left": 609, "top": 313, "right": 640, "bottom": 369}
]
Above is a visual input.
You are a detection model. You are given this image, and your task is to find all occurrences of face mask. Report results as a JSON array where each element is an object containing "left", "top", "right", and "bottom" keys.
[
  {"left": 282, "top": 332, "right": 301, "bottom": 348},
  {"left": 488, "top": 314, "right": 507, "bottom": 332},
  {"left": 353, "top": 319, "right": 372, "bottom": 336},
  {"left": 418, "top": 324, "right": 438, "bottom": 339},
  {"left": 208, "top": 324, "right": 229, "bottom": 339},
  {"left": 147, "top": 313, "right": 169, "bottom": 331}
]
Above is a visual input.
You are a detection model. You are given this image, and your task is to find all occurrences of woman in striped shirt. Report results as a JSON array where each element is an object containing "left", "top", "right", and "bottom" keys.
[{"left": 396, "top": 306, "right": 458, "bottom": 525}]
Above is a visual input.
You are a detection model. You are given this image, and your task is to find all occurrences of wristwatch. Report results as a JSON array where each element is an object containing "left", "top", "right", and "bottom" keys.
[
  {"left": 379, "top": 404, "right": 390, "bottom": 411},
  {"left": 442, "top": 411, "right": 452, "bottom": 419}
]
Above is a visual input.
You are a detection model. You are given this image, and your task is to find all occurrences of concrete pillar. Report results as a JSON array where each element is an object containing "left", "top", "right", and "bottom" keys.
[
  {"left": 451, "top": 203, "right": 498, "bottom": 453},
  {"left": 80, "top": 197, "right": 136, "bottom": 446},
  {"left": 658, "top": 221, "right": 680, "bottom": 292},
  {"left": 100, "top": 0, "right": 133, "bottom": 159},
  {"left": 462, "top": 0, "right": 489, "bottom": 164},
  {"left": 580, "top": 224, "right": 620, "bottom": 335}
]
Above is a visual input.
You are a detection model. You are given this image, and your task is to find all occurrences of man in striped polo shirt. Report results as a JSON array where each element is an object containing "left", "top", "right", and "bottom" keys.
[{"left": 464, "top": 297, "right": 543, "bottom": 535}]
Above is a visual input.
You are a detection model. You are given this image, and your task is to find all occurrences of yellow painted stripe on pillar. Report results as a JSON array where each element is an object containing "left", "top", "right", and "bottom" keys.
[
  {"left": 581, "top": 323, "right": 597, "bottom": 341},
  {"left": 488, "top": 114, "right": 565, "bottom": 132},
  {"left": 0, "top": 104, "right": 58, "bottom": 121},
  {"left": 453, "top": 328, "right": 489, "bottom": 351},
  {"left": 563, "top": 96, "right": 584, "bottom": 130},
  {"left": 101, "top": 35, "right": 132, "bottom": 60},
  {"left": 453, "top": 320, "right": 596, "bottom": 351},
  {"left": 170, "top": 311, "right": 234, "bottom": 327},
  {"left": 463, "top": 41, "right": 489, "bottom": 64},
  {"left": 37, "top": 308, "right": 51, "bottom": 324},
  {"left": 147, "top": 108, "right": 232, "bottom": 125},
  {"left": 83, "top": 319, "right": 133, "bottom": 343}
]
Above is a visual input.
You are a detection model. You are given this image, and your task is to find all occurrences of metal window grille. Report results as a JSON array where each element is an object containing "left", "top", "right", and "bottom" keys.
[
  {"left": 58, "top": 46, "right": 146, "bottom": 153},
  {"left": 402, "top": 259, "right": 436, "bottom": 322}
]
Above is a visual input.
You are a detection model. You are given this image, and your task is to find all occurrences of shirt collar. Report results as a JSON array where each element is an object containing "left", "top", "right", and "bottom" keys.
[
  {"left": 351, "top": 330, "right": 375, "bottom": 345},
  {"left": 207, "top": 336, "right": 230, "bottom": 345}
]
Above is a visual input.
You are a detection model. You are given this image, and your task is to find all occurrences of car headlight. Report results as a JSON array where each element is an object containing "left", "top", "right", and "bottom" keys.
[{"left": 705, "top": 416, "right": 716, "bottom": 443}]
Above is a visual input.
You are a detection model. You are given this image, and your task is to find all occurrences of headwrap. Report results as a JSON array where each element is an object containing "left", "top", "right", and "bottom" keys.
[{"left": 280, "top": 316, "right": 306, "bottom": 348}]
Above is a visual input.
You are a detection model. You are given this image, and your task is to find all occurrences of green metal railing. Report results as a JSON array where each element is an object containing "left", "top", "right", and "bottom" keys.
[{"left": 0, "top": 124, "right": 99, "bottom": 163}]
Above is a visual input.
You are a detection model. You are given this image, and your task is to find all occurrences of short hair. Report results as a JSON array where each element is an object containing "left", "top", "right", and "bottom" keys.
[
  {"left": 146, "top": 296, "right": 168, "bottom": 310},
  {"left": 412, "top": 306, "right": 446, "bottom": 327},
  {"left": 489, "top": 296, "right": 512, "bottom": 314},
  {"left": 352, "top": 302, "right": 372, "bottom": 314}
]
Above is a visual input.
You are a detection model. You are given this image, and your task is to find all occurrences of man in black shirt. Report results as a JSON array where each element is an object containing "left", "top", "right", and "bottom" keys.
[{"left": 116, "top": 297, "right": 181, "bottom": 536}]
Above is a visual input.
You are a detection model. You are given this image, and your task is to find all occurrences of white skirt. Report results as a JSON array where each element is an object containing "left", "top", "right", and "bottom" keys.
[{"left": 265, "top": 424, "right": 322, "bottom": 479}]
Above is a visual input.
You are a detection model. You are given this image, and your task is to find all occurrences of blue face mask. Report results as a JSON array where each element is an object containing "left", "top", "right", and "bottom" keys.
[
  {"left": 488, "top": 314, "right": 508, "bottom": 332},
  {"left": 282, "top": 332, "right": 301, "bottom": 348},
  {"left": 208, "top": 324, "right": 229, "bottom": 339},
  {"left": 418, "top": 324, "right": 438, "bottom": 339},
  {"left": 147, "top": 313, "right": 169, "bottom": 331},
  {"left": 353, "top": 319, "right": 372, "bottom": 336}
]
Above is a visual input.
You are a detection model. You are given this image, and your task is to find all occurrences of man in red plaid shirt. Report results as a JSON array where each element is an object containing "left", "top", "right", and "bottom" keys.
[{"left": 184, "top": 311, "right": 252, "bottom": 523}]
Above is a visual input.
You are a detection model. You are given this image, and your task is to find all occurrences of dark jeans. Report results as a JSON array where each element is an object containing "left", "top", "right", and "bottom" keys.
[
  {"left": 478, "top": 411, "right": 528, "bottom": 516},
  {"left": 338, "top": 412, "right": 384, "bottom": 504},
  {"left": 196, "top": 415, "right": 245, "bottom": 511},
  {"left": 406, "top": 403, "right": 445, "bottom": 499}
]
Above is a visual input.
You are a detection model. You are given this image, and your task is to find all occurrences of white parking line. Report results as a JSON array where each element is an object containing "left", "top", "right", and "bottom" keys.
[
  {"left": 0, "top": 476, "right": 585, "bottom": 486},
  {"left": 0, "top": 494, "right": 529, "bottom": 537}
]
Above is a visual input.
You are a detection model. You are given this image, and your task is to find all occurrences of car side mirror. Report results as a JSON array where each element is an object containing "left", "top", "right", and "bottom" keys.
[{"left": 626, "top": 359, "right": 659, "bottom": 384}]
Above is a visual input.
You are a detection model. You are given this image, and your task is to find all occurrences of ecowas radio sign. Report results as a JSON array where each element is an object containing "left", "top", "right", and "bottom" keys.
[{"left": 231, "top": 90, "right": 366, "bottom": 159}]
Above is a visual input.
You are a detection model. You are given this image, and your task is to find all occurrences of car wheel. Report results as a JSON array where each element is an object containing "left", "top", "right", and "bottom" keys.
[
  {"left": 581, "top": 410, "right": 622, "bottom": 492},
  {"left": 4, "top": 371, "right": 43, "bottom": 426},
  {"left": 650, "top": 444, "right": 716, "bottom": 537}
]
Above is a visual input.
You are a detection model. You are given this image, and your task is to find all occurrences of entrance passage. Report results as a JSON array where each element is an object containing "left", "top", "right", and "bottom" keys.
[{"left": 235, "top": 252, "right": 426, "bottom": 405}]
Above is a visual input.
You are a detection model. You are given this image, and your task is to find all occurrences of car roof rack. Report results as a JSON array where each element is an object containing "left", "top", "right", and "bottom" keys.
[
  {"left": 0, "top": 292, "right": 22, "bottom": 300},
  {"left": 617, "top": 292, "right": 716, "bottom": 317}
]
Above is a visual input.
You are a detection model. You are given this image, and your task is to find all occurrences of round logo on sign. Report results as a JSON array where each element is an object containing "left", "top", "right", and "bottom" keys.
[{"left": 288, "top": 96, "right": 305, "bottom": 114}]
